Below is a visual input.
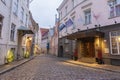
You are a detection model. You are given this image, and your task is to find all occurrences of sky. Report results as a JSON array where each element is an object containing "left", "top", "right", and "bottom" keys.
[{"left": 30, "top": 0, "right": 63, "bottom": 28}]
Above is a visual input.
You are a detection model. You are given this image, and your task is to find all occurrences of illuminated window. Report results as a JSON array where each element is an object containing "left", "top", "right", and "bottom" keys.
[{"left": 110, "top": 31, "right": 120, "bottom": 55}]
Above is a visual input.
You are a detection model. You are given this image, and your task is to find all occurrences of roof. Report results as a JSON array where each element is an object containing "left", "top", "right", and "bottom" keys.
[{"left": 40, "top": 28, "right": 49, "bottom": 36}]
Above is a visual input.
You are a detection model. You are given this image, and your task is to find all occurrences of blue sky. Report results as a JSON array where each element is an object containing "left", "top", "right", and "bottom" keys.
[{"left": 30, "top": 0, "right": 63, "bottom": 28}]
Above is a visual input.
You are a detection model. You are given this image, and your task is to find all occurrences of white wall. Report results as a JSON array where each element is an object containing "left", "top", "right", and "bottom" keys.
[
  {"left": 0, "top": 1, "right": 11, "bottom": 65},
  {"left": 58, "top": 0, "right": 120, "bottom": 38}
]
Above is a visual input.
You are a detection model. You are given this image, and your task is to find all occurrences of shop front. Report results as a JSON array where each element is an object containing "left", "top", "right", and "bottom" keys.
[
  {"left": 66, "top": 29, "right": 104, "bottom": 64},
  {"left": 17, "top": 26, "right": 34, "bottom": 59}
]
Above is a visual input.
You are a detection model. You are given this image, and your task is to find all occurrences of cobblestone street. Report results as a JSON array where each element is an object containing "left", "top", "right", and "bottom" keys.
[{"left": 0, "top": 54, "right": 120, "bottom": 80}]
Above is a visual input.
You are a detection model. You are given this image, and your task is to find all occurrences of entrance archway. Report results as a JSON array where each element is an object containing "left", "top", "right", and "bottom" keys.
[{"left": 81, "top": 37, "right": 95, "bottom": 57}]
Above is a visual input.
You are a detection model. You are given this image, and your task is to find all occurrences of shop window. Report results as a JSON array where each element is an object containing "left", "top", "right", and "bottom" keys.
[{"left": 110, "top": 31, "right": 120, "bottom": 55}]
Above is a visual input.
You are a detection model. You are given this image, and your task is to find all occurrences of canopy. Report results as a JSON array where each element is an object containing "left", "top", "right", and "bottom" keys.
[
  {"left": 66, "top": 29, "right": 104, "bottom": 40},
  {"left": 17, "top": 26, "right": 34, "bottom": 36}
]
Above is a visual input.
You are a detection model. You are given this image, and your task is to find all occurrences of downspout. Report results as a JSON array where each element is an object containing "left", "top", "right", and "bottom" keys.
[
  {"left": 6, "top": 0, "right": 13, "bottom": 56},
  {"left": 56, "top": 10, "right": 60, "bottom": 57}
]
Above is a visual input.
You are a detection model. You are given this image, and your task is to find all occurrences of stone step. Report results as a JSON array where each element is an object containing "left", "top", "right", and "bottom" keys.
[{"left": 79, "top": 57, "right": 96, "bottom": 63}]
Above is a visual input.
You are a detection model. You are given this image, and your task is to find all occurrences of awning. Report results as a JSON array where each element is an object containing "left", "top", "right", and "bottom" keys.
[
  {"left": 66, "top": 29, "right": 104, "bottom": 40},
  {"left": 17, "top": 26, "right": 34, "bottom": 36}
]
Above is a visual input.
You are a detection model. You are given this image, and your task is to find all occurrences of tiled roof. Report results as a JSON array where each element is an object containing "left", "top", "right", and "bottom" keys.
[{"left": 40, "top": 28, "right": 49, "bottom": 36}]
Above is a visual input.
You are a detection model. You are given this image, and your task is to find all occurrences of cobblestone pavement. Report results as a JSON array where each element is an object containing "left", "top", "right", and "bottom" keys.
[{"left": 0, "top": 54, "right": 120, "bottom": 80}]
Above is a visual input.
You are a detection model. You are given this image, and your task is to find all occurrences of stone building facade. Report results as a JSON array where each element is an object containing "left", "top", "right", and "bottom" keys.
[
  {"left": 57, "top": 0, "right": 120, "bottom": 65},
  {"left": 0, "top": 0, "right": 33, "bottom": 65}
]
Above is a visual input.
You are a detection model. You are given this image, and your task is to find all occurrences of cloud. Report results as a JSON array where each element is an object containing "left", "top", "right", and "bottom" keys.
[{"left": 30, "top": 0, "right": 63, "bottom": 28}]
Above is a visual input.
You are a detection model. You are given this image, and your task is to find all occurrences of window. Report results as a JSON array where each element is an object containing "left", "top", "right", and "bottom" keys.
[
  {"left": 72, "top": 0, "right": 75, "bottom": 7},
  {"left": 65, "top": 6, "right": 68, "bottom": 15},
  {"left": 11, "top": 48, "right": 15, "bottom": 55},
  {"left": 25, "top": 14, "right": 28, "bottom": 26},
  {"left": 84, "top": 9, "right": 91, "bottom": 25},
  {"left": 13, "top": 0, "right": 19, "bottom": 15},
  {"left": 108, "top": 0, "right": 120, "bottom": 17},
  {"left": 110, "top": 31, "right": 120, "bottom": 55},
  {"left": 10, "top": 23, "right": 16, "bottom": 41},
  {"left": 72, "top": 16, "right": 76, "bottom": 29},
  {"left": 0, "top": 15, "right": 3, "bottom": 38},
  {"left": 20, "top": 7, "right": 24, "bottom": 22},
  {"left": 60, "top": 12, "right": 62, "bottom": 19}
]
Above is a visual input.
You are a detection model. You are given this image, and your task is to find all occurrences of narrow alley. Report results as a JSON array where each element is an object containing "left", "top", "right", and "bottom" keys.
[{"left": 0, "top": 54, "right": 120, "bottom": 80}]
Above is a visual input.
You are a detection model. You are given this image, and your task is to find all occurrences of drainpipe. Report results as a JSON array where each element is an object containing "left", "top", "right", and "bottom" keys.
[
  {"left": 6, "top": 0, "right": 13, "bottom": 60},
  {"left": 56, "top": 12, "right": 60, "bottom": 57}
]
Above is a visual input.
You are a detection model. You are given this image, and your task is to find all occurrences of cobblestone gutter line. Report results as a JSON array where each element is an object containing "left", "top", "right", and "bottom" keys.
[
  {"left": 61, "top": 59, "right": 120, "bottom": 73},
  {"left": 0, "top": 57, "right": 34, "bottom": 75}
]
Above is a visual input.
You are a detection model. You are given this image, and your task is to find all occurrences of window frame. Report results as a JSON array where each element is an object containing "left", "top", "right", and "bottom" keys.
[
  {"left": 84, "top": 9, "right": 91, "bottom": 25},
  {"left": 72, "top": 16, "right": 76, "bottom": 29},
  {"left": 65, "top": 6, "right": 68, "bottom": 15},
  {"left": 13, "top": 0, "right": 19, "bottom": 16},
  {"left": 20, "top": 7, "right": 24, "bottom": 22},
  {"left": 0, "top": 15, "right": 4, "bottom": 38},
  {"left": 10, "top": 23, "right": 16, "bottom": 41},
  {"left": 1, "top": 0, "right": 6, "bottom": 5},
  {"left": 110, "top": 31, "right": 120, "bottom": 55}
]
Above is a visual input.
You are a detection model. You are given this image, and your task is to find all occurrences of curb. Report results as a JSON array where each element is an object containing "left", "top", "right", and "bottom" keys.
[
  {"left": 0, "top": 57, "right": 34, "bottom": 75},
  {"left": 62, "top": 60, "right": 120, "bottom": 73}
]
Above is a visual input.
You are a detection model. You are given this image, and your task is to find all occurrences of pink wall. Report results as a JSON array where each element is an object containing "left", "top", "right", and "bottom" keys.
[{"left": 58, "top": 0, "right": 120, "bottom": 38}]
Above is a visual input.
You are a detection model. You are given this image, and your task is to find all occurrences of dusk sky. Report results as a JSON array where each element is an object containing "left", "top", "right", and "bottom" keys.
[{"left": 30, "top": 0, "right": 63, "bottom": 28}]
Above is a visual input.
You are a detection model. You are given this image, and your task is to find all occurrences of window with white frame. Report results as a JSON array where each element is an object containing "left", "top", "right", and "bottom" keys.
[
  {"left": 84, "top": 9, "right": 91, "bottom": 25},
  {"left": 72, "top": 16, "right": 76, "bottom": 29},
  {"left": 61, "top": 12, "right": 62, "bottom": 19},
  {"left": 20, "top": 7, "right": 24, "bottom": 22},
  {"left": 0, "top": 15, "right": 3, "bottom": 38},
  {"left": 110, "top": 31, "right": 120, "bottom": 55},
  {"left": 108, "top": 0, "right": 120, "bottom": 18},
  {"left": 13, "top": 0, "right": 19, "bottom": 15},
  {"left": 11, "top": 48, "right": 15, "bottom": 55},
  {"left": 65, "top": 6, "right": 68, "bottom": 15},
  {"left": 10, "top": 23, "right": 16, "bottom": 41},
  {"left": 27, "top": 0, "right": 29, "bottom": 8},
  {"left": 25, "top": 14, "right": 28, "bottom": 26},
  {"left": 72, "top": 0, "right": 75, "bottom": 8}
]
